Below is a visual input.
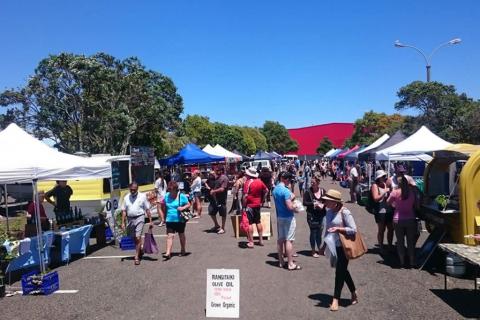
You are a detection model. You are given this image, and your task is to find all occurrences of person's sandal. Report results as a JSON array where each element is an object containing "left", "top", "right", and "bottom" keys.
[
  {"left": 134, "top": 259, "right": 140, "bottom": 265},
  {"left": 246, "top": 242, "right": 254, "bottom": 248},
  {"left": 287, "top": 264, "right": 302, "bottom": 271},
  {"left": 163, "top": 254, "right": 171, "bottom": 261},
  {"left": 217, "top": 228, "right": 225, "bottom": 234}
]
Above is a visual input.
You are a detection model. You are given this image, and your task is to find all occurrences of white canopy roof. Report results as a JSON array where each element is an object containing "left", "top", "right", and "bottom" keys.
[
  {"left": 376, "top": 126, "right": 451, "bottom": 161},
  {"left": 202, "top": 144, "right": 215, "bottom": 155},
  {"left": 202, "top": 144, "right": 242, "bottom": 161},
  {"left": 324, "top": 149, "right": 337, "bottom": 157},
  {"left": 0, "top": 124, "right": 111, "bottom": 184},
  {"left": 360, "top": 134, "right": 390, "bottom": 153}
]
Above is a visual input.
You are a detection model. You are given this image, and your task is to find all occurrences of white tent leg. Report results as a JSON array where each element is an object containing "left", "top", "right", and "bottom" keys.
[{"left": 4, "top": 184, "right": 9, "bottom": 234}]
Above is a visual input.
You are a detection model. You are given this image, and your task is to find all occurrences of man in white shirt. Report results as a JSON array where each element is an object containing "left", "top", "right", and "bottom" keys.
[
  {"left": 121, "top": 182, "right": 152, "bottom": 265},
  {"left": 154, "top": 172, "right": 167, "bottom": 226}
]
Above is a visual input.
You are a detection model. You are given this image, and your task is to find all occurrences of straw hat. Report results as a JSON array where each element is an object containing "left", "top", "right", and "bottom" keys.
[
  {"left": 245, "top": 167, "right": 259, "bottom": 178},
  {"left": 321, "top": 189, "right": 343, "bottom": 203},
  {"left": 375, "top": 170, "right": 387, "bottom": 181}
]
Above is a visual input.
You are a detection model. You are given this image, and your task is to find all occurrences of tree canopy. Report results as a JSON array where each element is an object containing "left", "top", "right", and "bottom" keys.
[
  {"left": 395, "top": 81, "right": 480, "bottom": 143},
  {"left": 0, "top": 52, "right": 183, "bottom": 155},
  {"left": 261, "top": 121, "right": 298, "bottom": 154},
  {"left": 345, "top": 111, "right": 405, "bottom": 147},
  {"left": 316, "top": 137, "right": 334, "bottom": 154}
]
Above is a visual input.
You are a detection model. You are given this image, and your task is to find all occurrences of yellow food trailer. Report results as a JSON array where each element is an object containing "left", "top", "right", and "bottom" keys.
[
  {"left": 422, "top": 144, "right": 480, "bottom": 245},
  {"left": 38, "top": 155, "right": 155, "bottom": 219}
]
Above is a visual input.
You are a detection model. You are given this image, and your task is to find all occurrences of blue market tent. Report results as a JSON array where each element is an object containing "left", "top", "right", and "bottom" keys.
[
  {"left": 159, "top": 143, "right": 225, "bottom": 166},
  {"left": 252, "top": 151, "right": 275, "bottom": 160}
]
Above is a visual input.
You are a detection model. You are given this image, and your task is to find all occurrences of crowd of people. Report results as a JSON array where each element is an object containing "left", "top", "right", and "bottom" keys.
[{"left": 120, "top": 157, "right": 420, "bottom": 311}]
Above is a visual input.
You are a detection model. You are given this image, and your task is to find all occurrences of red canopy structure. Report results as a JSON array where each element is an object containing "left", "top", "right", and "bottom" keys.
[
  {"left": 337, "top": 145, "right": 360, "bottom": 159},
  {"left": 287, "top": 123, "right": 355, "bottom": 156}
]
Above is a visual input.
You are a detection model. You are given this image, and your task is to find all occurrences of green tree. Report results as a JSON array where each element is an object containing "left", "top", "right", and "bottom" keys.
[
  {"left": 395, "top": 81, "right": 480, "bottom": 143},
  {"left": 182, "top": 114, "right": 214, "bottom": 146},
  {"left": 0, "top": 52, "right": 183, "bottom": 155},
  {"left": 211, "top": 122, "right": 246, "bottom": 152},
  {"left": 242, "top": 127, "right": 268, "bottom": 152},
  {"left": 345, "top": 111, "right": 405, "bottom": 146},
  {"left": 260, "top": 121, "right": 298, "bottom": 154},
  {"left": 316, "top": 137, "right": 334, "bottom": 154},
  {"left": 234, "top": 126, "right": 256, "bottom": 155}
]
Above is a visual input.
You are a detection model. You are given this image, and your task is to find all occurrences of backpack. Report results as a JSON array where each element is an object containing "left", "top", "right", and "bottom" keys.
[{"left": 365, "top": 185, "right": 380, "bottom": 214}]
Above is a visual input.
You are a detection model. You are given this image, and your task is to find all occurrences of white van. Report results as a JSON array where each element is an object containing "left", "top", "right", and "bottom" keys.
[
  {"left": 241, "top": 160, "right": 272, "bottom": 171},
  {"left": 283, "top": 154, "right": 298, "bottom": 162}
]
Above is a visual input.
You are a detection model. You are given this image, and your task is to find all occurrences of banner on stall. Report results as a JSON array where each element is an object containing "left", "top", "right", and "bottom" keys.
[{"left": 206, "top": 269, "right": 240, "bottom": 318}]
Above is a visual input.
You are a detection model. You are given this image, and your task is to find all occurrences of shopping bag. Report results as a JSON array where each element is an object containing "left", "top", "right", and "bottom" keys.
[
  {"left": 143, "top": 231, "right": 159, "bottom": 254},
  {"left": 339, "top": 210, "right": 367, "bottom": 259},
  {"left": 240, "top": 210, "right": 250, "bottom": 234}
]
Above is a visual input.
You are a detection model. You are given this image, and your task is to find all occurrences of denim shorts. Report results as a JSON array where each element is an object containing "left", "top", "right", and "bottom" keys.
[{"left": 277, "top": 217, "right": 296, "bottom": 241}]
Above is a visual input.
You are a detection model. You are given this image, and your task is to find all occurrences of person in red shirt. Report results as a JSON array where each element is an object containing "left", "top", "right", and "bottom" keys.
[
  {"left": 27, "top": 190, "right": 48, "bottom": 220},
  {"left": 243, "top": 167, "right": 268, "bottom": 248}
]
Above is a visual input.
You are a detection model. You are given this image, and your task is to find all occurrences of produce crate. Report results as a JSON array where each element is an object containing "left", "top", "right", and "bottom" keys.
[
  {"left": 105, "top": 227, "right": 113, "bottom": 240},
  {"left": 21, "top": 270, "right": 59, "bottom": 296},
  {"left": 120, "top": 236, "right": 135, "bottom": 250}
]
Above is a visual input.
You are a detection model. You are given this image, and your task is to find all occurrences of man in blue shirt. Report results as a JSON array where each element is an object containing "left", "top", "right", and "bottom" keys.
[{"left": 273, "top": 172, "right": 301, "bottom": 271}]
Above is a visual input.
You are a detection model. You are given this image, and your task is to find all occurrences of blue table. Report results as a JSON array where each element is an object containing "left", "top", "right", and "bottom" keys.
[
  {"left": 54, "top": 225, "right": 93, "bottom": 263},
  {"left": 6, "top": 231, "right": 54, "bottom": 273}
]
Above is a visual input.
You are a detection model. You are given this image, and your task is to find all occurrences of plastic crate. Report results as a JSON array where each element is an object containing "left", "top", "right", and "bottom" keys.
[
  {"left": 105, "top": 227, "right": 113, "bottom": 240},
  {"left": 21, "top": 270, "right": 59, "bottom": 296},
  {"left": 120, "top": 236, "right": 135, "bottom": 250}
]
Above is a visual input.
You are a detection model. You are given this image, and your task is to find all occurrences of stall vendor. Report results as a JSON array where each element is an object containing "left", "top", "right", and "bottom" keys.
[
  {"left": 27, "top": 190, "right": 47, "bottom": 219},
  {"left": 45, "top": 180, "right": 73, "bottom": 217}
]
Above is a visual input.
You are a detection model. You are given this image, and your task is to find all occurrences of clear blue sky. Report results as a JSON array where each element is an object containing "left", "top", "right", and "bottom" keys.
[{"left": 0, "top": 1, "right": 479, "bottom": 128}]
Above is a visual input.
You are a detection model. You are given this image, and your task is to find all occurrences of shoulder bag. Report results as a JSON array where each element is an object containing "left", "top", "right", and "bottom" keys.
[
  {"left": 339, "top": 208, "right": 367, "bottom": 259},
  {"left": 177, "top": 193, "right": 194, "bottom": 221}
]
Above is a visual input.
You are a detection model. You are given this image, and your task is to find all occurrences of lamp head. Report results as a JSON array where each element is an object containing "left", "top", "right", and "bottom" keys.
[
  {"left": 394, "top": 40, "right": 405, "bottom": 48},
  {"left": 449, "top": 38, "right": 461, "bottom": 45}
]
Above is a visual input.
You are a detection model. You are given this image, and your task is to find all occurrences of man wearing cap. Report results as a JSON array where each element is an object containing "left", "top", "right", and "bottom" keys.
[
  {"left": 273, "top": 171, "right": 301, "bottom": 270},
  {"left": 243, "top": 167, "right": 268, "bottom": 248},
  {"left": 208, "top": 168, "right": 229, "bottom": 234}
]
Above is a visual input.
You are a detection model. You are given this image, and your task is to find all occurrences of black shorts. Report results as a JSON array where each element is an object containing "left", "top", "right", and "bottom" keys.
[
  {"left": 208, "top": 203, "right": 227, "bottom": 217},
  {"left": 166, "top": 222, "right": 186, "bottom": 234},
  {"left": 374, "top": 209, "right": 393, "bottom": 224},
  {"left": 246, "top": 207, "right": 261, "bottom": 225}
]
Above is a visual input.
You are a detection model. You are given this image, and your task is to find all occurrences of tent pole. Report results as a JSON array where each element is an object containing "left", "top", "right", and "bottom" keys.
[
  {"left": 4, "top": 184, "right": 9, "bottom": 234},
  {"left": 387, "top": 154, "right": 391, "bottom": 179},
  {"left": 32, "top": 179, "right": 46, "bottom": 274}
]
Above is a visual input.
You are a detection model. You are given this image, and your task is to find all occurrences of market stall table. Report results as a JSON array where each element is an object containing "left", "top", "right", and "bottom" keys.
[
  {"left": 53, "top": 225, "right": 93, "bottom": 263},
  {"left": 6, "top": 231, "right": 54, "bottom": 273},
  {"left": 438, "top": 243, "right": 480, "bottom": 290}
]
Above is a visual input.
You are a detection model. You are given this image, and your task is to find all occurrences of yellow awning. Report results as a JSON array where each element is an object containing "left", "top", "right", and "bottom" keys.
[{"left": 443, "top": 144, "right": 480, "bottom": 155}]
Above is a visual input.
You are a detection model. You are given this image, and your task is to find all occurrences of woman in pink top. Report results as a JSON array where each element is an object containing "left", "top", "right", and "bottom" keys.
[{"left": 387, "top": 176, "right": 417, "bottom": 268}]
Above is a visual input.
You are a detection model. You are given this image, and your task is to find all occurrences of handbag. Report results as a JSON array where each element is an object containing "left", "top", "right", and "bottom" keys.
[
  {"left": 339, "top": 209, "right": 367, "bottom": 259},
  {"left": 177, "top": 193, "right": 195, "bottom": 221},
  {"left": 143, "top": 230, "right": 159, "bottom": 254}
]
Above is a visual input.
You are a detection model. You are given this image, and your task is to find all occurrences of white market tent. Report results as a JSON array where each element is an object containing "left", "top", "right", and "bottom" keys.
[
  {"left": 202, "top": 144, "right": 242, "bottom": 162},
  {"left": 212, "top": 144, "right": 242, "bottom": 161},
  {"left": 0, "top": 123, "right": 111, "bottom": 274},
  {"left": 324, "top": 148, "right": 337, "bottom": 157},
  {"left": 375, "top": 126, "right": 452, "bottom": 161},
  {"left": 202, "top": 144, "right": 216, "bottom": 155},
  {"left": 359, "top": 134, "right": 390, "bottom": 155},
  {"left": 0, "top": 124, "right": 111, "bottom": 184}
]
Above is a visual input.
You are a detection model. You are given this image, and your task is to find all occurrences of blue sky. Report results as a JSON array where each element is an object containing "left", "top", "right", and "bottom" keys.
[{"left": 0, "top": 1, "right": 479, "bottom": 128}]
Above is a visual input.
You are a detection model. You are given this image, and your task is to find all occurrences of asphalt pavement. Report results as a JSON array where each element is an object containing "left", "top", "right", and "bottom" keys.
[{"left": 1, "top": 180, "right": 479, "bottom": 319}]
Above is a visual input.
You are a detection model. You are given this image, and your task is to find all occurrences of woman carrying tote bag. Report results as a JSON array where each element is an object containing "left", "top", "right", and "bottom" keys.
[{"left": 320, "top": 189, "right": 359, "bottom": 312}]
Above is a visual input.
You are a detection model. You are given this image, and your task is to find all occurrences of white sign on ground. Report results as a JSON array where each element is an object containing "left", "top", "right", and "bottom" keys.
[{"left": 206, "top": 269, "right": 240, "bottom": 318}]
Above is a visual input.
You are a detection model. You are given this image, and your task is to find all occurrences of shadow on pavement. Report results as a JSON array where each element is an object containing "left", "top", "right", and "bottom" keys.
[
  {"left": 297, "top": 250, "right": 314, "bottom": 257},
  {"left": 430, "top": 289, "right": 480, "bottom": 319},
  {"left": 308, "top": 293, "right": 350, "bottom": 308},
  {"left": 265, "top": 260, "right": 284, "bottom": 269}
]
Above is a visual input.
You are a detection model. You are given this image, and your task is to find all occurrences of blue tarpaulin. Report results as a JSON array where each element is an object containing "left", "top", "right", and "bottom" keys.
[{"left": 159, "top": 143, "right": 225, "bottom": 166}]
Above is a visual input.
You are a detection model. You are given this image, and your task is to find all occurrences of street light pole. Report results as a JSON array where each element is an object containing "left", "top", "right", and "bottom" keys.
[{"left": 394, "top": 38, "right": 461, "bottom": 82}]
